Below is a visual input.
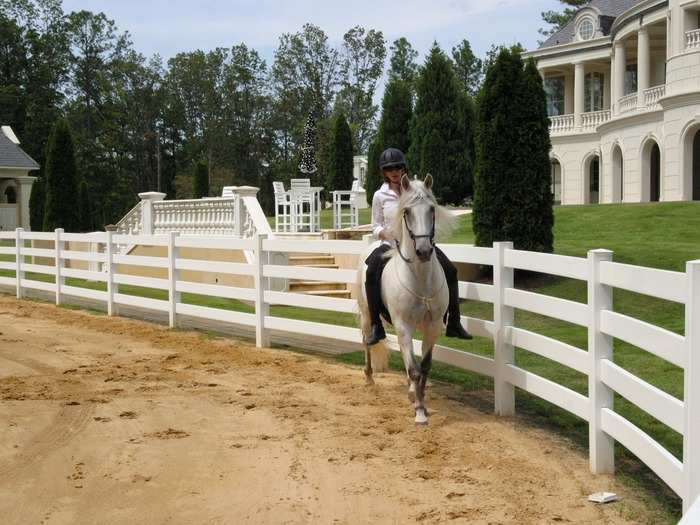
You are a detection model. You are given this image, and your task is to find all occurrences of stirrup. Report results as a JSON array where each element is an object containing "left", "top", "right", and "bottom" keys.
[
  {"left": 366, "top": 323, "right": 386, "bottom": 346},
  {"left": 446, "top": 322, "right": 473, "bottom": 340}
]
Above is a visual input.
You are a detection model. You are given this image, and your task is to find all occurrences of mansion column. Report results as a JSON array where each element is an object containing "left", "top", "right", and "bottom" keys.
[
  {"left": 574, "top": 62, "right": 585, "bottom": 128},
  {"left": 565, "top": 71, "right": 574, "bottom": 114},
  {"left": 603, "top": 65, "right": 612, "bottom": 110},
  {"left": 638, "top": 26, "right": 650, "bottom": 107},
  {"left": 15, "top": 177, "right": 35, "bottom": 231},
  {"left": 613, "top": 40, "right": 626, "bottom": 115}
]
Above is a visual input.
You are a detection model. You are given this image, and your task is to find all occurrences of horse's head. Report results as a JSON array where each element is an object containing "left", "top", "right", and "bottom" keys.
[{"left": 393, "top": 174, "right": 454, "bottom": 263}]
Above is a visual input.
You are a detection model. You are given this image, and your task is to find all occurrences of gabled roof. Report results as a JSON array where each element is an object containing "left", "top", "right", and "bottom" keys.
[
  {"left": 539, "top": 0, "right": 645, "bottom": 49},
  {"left": 0, "top": 128, "right": 39, "bottom": 170}
]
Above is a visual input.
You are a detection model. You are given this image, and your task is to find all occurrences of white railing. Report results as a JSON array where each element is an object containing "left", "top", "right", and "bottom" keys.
[
  {"left": 115, "top": 201, "right": 142, "bottom": 235},
  {"left": 2, "top": 228, "right": 700, "bottom": 517},
  {"left": 549, "top": 114, "right": 575, "bottom": 134},
  {"left": 644, "top": 85, "right": 666, "bottom": 109},
  {"left": 618, "top": 93, "right": 638, "bottom": 114},
  {"left": 686, "top": 29, "right": 700, "bottom": 51},
  {"left": 581, "top": 110, "right": 611, "bottom": 130}
]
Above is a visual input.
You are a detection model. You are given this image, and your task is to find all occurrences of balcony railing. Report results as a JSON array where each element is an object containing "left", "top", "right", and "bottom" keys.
[
  {"left": 618, "top": 93, "right": 638, "bottom": 114},
  {"left": 549, "top": 114, "right": 574, "bottom": 134},
  {"left": 686, "top": 28, "right": 700, "bottom": 50},
  {"left": 581, "top": 109, "right": 611, "bottom": 130},
  {"left": 643, "top": 85, "right": 666, "bottom": 109}
]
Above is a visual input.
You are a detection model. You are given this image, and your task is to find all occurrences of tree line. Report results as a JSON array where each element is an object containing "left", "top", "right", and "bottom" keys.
[{"left": 2, "top": 0, "right": 554, "bottom": 253}]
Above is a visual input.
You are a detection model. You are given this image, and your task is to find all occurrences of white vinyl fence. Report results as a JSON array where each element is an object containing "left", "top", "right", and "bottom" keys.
[{"left": 1, "top": 227, "right": 699, "bottom": 516}]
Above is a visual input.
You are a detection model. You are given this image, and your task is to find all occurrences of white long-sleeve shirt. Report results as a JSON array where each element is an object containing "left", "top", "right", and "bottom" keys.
[{"left": 372, "top": 182, "right": 399, "bottom": 245}]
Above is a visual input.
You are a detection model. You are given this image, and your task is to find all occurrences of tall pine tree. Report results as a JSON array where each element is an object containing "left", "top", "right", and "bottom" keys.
[
  {"left": 365, "top": 78, "right": 413, "bottom": 204},
  {"left": 407, "top": 43, "right": 474, "bottom": 205},
  {"left": 78, "top": 179, "right": 93, "bottom": 232},
  {"left": 43, "top": 119, "right": 80, "bottom": 232},
  {"left": 473, "top": 49, "right": 553, "bottom": 252},
  {"left": 327, "top": 111, "right": 354, "bottom": 192},
  {"left": 193, "top": 160, "right": 209, "bottom": 198}
]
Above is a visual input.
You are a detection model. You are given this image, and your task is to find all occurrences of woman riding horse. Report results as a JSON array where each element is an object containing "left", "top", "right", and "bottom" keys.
[{"left": 364, "top": 147, "right": 472, "bottom": 345}]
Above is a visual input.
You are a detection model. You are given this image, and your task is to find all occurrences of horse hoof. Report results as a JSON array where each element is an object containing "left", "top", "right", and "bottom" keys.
[
  {"left": 365, "top": 377, "right": 374, "bottom": 386},
  {"left": 414, "top": 410, "right": 428, "bottom": 426}
]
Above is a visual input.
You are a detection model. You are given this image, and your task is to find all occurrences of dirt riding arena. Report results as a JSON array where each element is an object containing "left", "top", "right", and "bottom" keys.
[{"left": 0, "top": 296, "right": 659, "bottom": 524}]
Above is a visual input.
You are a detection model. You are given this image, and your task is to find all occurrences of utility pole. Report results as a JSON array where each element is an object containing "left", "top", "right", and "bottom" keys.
[{"left": 156, "top": 130, "right": 161, "bottom": 193}]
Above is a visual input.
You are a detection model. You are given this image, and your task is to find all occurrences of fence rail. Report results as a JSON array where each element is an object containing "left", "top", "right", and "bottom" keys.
[{"left": 1, "top": 228, "right": 699, "bottom": 516}]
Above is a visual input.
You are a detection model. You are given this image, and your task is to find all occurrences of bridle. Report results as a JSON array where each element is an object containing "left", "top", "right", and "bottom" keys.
[{"left": 396, "top": 206, "right": 436, "bottom": 264}]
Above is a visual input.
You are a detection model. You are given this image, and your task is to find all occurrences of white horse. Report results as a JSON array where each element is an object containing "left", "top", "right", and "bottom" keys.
[{"left": 358, "top": 174, "right": 456, "bottom": 425}]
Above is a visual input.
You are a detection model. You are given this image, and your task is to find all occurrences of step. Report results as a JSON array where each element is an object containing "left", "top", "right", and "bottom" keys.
[
  {"left": 289, "top": 281, "right": 347, "bottom": 292},
  {"left": 297, "top": 289, "right": 352, "bottom": 299},
  {"left": 288, "top": 255, "right": 336, "bottom": 266}
]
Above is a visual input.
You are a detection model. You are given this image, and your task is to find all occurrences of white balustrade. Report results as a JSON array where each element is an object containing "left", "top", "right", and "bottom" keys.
[
  {"left": 153, "top": 198, "right": 237, "bottom": 236},
  {"left": 686, "top": 29, "right": 700, "bottom": 51},
  {"left": 643, "top": 85, "right": 666, "bottom": 109},
  {"left": 581, "top": 110, "right": 611, "bottom": 130},
  {"left": 115, "top": 202, "right": 142, "bottom": 235},
  {"left": 549, "top": 114, "right": 575, "bottom": 134},
  {"left": 618, "top": 93, "right": 638, "bottom": 114}
]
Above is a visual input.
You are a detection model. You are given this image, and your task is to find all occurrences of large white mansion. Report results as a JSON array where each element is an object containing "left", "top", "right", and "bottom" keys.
[{"left": 525, "top": 0, "right": 700, "bottom": 205}]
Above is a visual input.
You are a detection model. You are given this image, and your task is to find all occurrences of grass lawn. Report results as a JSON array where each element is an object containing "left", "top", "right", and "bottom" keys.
[{"left": 4, "top": 201, "right": 700, "bottom": 521}]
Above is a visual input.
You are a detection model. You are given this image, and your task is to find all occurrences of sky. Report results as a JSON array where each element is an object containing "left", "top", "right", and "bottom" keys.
[{"left": 59, "top": 0, "right": 564, "bottom": 67}]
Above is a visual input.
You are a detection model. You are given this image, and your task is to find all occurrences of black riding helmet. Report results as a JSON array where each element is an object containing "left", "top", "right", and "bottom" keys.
[{"left": 379, "top": 147, "right": 407, "bottom": 171}]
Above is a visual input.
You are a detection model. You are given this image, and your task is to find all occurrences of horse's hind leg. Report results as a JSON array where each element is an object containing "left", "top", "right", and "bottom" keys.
[{"left": 364, "top": 345, "right": 374, "bottom": 385}]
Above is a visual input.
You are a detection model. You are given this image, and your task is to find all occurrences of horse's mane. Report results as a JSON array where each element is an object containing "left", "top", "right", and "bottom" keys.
[{"left": 386, "top": 177, "right": 457, "bottom": 255}]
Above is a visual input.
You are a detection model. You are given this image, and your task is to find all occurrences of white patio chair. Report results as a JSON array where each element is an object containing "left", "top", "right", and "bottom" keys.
[
  {"left": 290, "top": 178, "right": 313, "bottom": 232},
  {"left": 332, "top": 181, "right": 360, "bottom": 230},
  {"left": 273, "top": 181, "right": 292, "bottom": 232}
]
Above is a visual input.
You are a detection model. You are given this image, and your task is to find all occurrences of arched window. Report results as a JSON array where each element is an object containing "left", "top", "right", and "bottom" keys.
[
  {"left": 694, "top": 130, "right": 700, "bottom": 200},
  {"left": 551, "top": 159, "right": 562, "bottom": 204},
  {"left": 612, "top": 145, "right": 624, "bottom": 203},
  {"left": 4, "top": 186, "right": 16, "bottom": 204},
  {"left": 650, "top": 144, "right": 661, "bottom": 202},
  {"left": 589, "top": 156, "right": 600, "bottom": 204}
]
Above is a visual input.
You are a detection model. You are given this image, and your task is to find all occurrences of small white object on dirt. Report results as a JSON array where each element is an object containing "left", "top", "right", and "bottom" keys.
[{"left": 588, "top": 492, "right": 619, "bottom": 504}]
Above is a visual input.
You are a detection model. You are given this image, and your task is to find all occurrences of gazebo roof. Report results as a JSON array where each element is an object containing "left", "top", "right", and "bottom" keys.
[{"left": 0, "top": 127, "right": 39, "bottom": 170}]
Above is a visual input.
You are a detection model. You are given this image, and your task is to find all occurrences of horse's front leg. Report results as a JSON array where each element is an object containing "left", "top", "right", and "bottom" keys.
[
  {"left": 414, "top": 324, "right": 441, "bottom": 425},
  {"left": 395, "top": 324, "right": 421, "bottom": 408}
]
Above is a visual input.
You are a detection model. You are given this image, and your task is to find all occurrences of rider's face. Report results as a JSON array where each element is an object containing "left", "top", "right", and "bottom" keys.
[{"left": 383, "top": 166, "right": 404, "bottom": 184}]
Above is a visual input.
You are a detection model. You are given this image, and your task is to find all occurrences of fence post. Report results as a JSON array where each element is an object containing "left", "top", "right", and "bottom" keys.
[
  {"left": 106, "top": 229, "right": 115, "bottom": 316},
  {"left": 254, "top": 233, "right": 269, "bottom": 347},
  {"left": 493, "top": 241, "right": 514, "bottom": 416},
  {"left": 587, "top": 249, "right": 615, "bottom": 474},
  {"left": 683, "top": 260, "right": 700, "bottom": 513},
  {"left": 168, "top": 231, "right": 180, "bottom": 328},
  {"left": 55, "top": 228, "right": 64, "bottom": 305},
  {"left": 15, "top": 228, "right": 23, "bottom": 299}
]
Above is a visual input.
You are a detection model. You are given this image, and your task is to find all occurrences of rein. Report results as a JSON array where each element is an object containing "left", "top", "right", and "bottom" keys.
[{"left": 396, "top": 207, "right": 436, "bottom": 264}]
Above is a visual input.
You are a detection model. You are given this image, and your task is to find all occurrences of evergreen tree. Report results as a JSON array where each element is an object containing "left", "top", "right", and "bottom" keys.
[
  {"left": 193, "top": 160, "right": 209, "bottom": 198},
  {"left": 327, "top": 111, "right": 354, "bottom": 192},
  {"left": 78, "top": 179, "right": 93, "bottom": 232},
  {"left": 298, "top": 112, "right": 318, "bottom": 174},
  {"left": 364, "top": 78, "right": 413, "bottom": 204},
  {"left": 451, "top": 39, "right": 483, "bottom": 97},
  {"left": 43, "top": 119, "right": 80, "bottom": 232},
  {"left": 29, "top": 176, "right": 45, "bottom": 231},
  {"left": 473, "top": 49, "right": 553, "bottom": 252},
  {"left": 407, "top": 43, "right": 474, "bottom": 205}
]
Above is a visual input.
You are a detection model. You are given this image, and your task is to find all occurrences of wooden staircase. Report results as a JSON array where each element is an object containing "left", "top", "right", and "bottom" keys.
[{"left": 287, "top": 254, "right": 351, "bottom": 299}]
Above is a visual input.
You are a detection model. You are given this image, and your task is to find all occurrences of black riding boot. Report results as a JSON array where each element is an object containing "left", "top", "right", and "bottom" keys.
[
  {"left": 365, "top": 246, "right": 390, "bottom": 345},
  {"left": 436, "top": 248, "right": 472, "bottom": 340}
]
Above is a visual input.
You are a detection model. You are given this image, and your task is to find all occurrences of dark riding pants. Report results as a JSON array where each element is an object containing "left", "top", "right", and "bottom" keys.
[{"left": 364, "top": 244, "right": 461, "bottom": 327}]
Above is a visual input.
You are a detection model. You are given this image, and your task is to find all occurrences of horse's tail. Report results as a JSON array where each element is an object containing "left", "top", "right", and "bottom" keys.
[{"left": 369, "top": 340, "right": 390, "bottom": 373}]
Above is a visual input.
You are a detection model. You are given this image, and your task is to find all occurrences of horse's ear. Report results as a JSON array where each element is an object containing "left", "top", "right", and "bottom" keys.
[
  {"left": 424, "top": 173, "right": 433, "bottom": 190},
  {"left": 400, "top": 174, "right": 411, "bottom": 192}
]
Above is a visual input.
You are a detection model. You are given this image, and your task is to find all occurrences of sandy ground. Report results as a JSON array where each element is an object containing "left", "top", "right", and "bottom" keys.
[{"left": 0, "top": 295, "right": 658, "bottom": 524}]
